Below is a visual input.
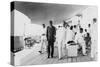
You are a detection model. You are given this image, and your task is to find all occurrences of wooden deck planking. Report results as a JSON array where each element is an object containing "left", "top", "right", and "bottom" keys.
[{"left": 20, "top": 47, "right": 93, "bottom": 65}]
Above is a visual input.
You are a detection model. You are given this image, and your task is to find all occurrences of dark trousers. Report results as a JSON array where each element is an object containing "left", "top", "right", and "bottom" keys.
[{"left": 47, "top": 40, "right": 54, "bottom": 58}]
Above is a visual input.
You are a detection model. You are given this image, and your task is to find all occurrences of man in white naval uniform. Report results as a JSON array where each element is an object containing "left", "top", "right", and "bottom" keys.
[
  {"left": 75, "top": 28, "right": 86, "bottom": 55},
  {"left": 39, "top": 24, "right": 47, "bottom": 54},
  {"left": 88, "top": 18, "right": 97, "bottom": 60},
  {"left": 66, "top": 26, "right": 75, "bottom": 48},
  {"left": 57, "top": 22, "right": 66, "bottom": 60}
]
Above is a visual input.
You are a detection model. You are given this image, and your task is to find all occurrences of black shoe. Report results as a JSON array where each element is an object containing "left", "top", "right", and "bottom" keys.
[
  {"left": 58, "top": 57, "right": 63, "bottom": 60},
  {"left": 47, "top": 56, "right": 50, "bottom": 59},
  {"left": 38, "top": 51, "right": 42, "bottom": 54},
  {"left": 51, "top": 56, "right": 53, "bottom": 58}
]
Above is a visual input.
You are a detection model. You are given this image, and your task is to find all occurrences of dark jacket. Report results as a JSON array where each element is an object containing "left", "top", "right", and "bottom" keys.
[{"left": 46, "top": 26, "right": 56, "bottom": 42}]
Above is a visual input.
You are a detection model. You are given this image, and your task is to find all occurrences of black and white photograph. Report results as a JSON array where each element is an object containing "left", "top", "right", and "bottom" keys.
[{"left": 11, "top": 1, "right": 98, "bottom": 66}]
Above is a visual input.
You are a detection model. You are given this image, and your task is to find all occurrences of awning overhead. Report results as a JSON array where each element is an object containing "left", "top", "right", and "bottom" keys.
[{"left": 13, "top": 1, "right": 88, "bottom": 25}]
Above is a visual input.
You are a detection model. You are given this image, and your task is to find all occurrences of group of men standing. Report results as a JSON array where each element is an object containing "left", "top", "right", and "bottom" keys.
[
  {"left": 39, "top": 20, "right": 56, "bottom": 58},
  {"left": 39, "top": 18, "right": 97, "bottom": 60}
]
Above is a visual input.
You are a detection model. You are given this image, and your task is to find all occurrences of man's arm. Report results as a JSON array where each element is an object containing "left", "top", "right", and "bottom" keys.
[
  {"left": 53, "top": 26, "right": 56, "bottom": 42},
  {"left": 54, "top": 26, "right": 56, "bottom": 36},
  {"left": 46, "top": 26, "right": 49, "bottom": 41}
]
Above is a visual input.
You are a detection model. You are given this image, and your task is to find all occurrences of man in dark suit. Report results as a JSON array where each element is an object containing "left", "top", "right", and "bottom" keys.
[{"left": 46, "top": 20, "right": 56, "bottom": 58}]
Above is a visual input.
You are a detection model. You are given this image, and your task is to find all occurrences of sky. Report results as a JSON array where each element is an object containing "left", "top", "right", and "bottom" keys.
[{"left": 14, "top": 1, "right": 88, "bottom": 25}]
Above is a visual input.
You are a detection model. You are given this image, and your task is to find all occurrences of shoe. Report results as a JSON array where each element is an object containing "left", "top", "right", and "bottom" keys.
[
  {"left": 47, "top": 56, "right": 50, "bottom": 58},
  {"left": 51, "top": 56, "right": 53, "bottom": 58},
  {"left": 58, "top": 57, "right": 63, "bottom": 60},
  {"left": 38, "top": 51, "right": 42, "bottom": 54}
]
